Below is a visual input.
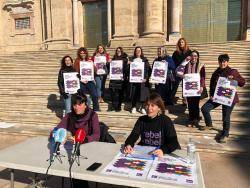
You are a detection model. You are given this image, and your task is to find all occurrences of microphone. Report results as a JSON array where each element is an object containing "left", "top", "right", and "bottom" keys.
[
  {"left": 72, "top": 128, "right": 86, "bottom": 158},
  {"left": 52, "top": 128, "right": 67, "bottom": 161}
]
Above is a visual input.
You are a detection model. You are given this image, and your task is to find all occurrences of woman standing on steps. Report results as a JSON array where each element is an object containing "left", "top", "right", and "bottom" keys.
[
  {"left": 57, "top": 55, "right": 77, "bottom": 115},
  {"left": 108, "top": 47, "right": 128, "bottom": 112},
  {"left": 74, "top": 47, "right": 100, "bottom": 112},
  {"left": 92, "top": 44, "right": 110, "bottom": 104},
  {"left": 171, "top": 38, "right": 192, "bottom": 105},
  {"left": 128, "top": 46, "right": 151, "bottom": 114}
]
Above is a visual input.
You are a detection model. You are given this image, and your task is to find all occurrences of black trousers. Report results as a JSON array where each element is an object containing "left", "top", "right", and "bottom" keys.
[
  {"left": 186, "top": 96, "right": 200, "bottom": 121},
  {"left": 110, "top": 88, "right": 123, "bottom": 110}
]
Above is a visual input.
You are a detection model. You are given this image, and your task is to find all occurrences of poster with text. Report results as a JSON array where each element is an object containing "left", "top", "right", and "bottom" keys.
[
  {"left": 94, "top": 56, "right": 107, "bottom": 75},
  {"left": 183, "top": 73, "right": 201, "bottom": 97},
  {"left": 110, "top": 60, "right": 123, "bottom": 80},
  {"left": 213, "top": 77, "right": 237, "bottom": 107},
  {"left": 101, "top": 152, "right": 153, "bottom": 180},
  {"left": 150, "top": 61, "right": 168, "bottom": 84},
  {"left": 63, "top": 72, "right": 80, "bottom": 94},
  {"left": 80, "top": 61, "right": 94, "bottom": 81},
  {"left": 147, "top": 155, "right": 198, "bottom": 186},
  {"left": 129, "top": 60, "right": 144, "bottom": 83}
]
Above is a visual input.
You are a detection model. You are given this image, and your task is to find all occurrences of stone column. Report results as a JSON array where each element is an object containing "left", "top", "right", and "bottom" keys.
[
  {"left": 107, "top": 0, "right": 112, "bottom": 42},
  {"left": 143, "top": 0, "right": 164, "bottom": 37},
  {"left": 246, "top": 0, "right": 250, "bottom": 40},
  {"left": 169, "top": 0, "right": 181, "bottom": 43},
  {"left": 110, "top": 0, "right": 139, "bottom": 46},
  {"left": 72, "top": 0, "right": 79, "bottom": 46}
]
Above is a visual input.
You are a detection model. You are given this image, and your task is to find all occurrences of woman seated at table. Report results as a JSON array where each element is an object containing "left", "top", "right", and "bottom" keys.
[{"left": 124, "top": 93, "right": 181, "bottom": 157}]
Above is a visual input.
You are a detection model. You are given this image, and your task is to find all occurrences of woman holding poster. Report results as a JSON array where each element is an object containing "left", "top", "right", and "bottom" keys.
[
  {"left": 74, "top": 47, "right": 99, "bottom": 112},
  {"left": 183, "top": 50, "right": 206, "bottom": 128},
  {"left": 128, "top": 46, "right": 151, "bottom": 114},
  {"left": 92, "top": 45, "right": 110, "bottom": 103},
  {"left": 108, "top": 47, "right": 128, "bottom": 112},
  {"left": 152, "top": 46, "right": 176, "bottom": 106},
  {"left": 58, "top": 55, "right": 77, "bottom": 115},
  {"left": 201, "top": 54, "right": 245, "bottom": 143}
]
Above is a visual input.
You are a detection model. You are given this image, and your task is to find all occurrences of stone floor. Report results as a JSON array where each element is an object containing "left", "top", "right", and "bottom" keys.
[{"left": 0, "top": 135, "right": 249, "bottom": 188}]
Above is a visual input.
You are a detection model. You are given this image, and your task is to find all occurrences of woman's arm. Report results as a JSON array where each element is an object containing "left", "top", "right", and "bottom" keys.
[
  {"left": 124, "top": 119, "right": 141, "bottom": 147},
  {"left": 161, "top": 116, "right": 181, "bottom": 154},
  {"left": 57, "top": 70, "right": 65, "bottom": 95},
  {"left": 86, "top": 112, "right": 100, "bottom": 142}
]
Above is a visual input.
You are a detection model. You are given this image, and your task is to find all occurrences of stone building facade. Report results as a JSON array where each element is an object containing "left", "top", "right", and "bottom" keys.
[{"left": 1, "top": 0, "right": 250, "bottom": 54}]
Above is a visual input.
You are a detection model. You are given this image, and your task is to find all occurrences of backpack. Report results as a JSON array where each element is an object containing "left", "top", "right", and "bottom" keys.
[{"left": 88, "top": 112, "right": 116, "bottom": 143}]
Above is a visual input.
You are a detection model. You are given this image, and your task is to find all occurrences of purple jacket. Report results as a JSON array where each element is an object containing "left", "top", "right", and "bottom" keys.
[{"left": 57, "top": 108, "right": 100, "bottom": 142}]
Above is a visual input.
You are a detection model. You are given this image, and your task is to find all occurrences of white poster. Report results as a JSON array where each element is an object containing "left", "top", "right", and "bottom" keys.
[
  {"left": 63, "top": 72, "right": 80, "bottom": 94},
  {"left": 80, "top": 61, "right": 94, "bottom": 81},
  {"left": 129, "top": 59, "right": 145, "bottom": 83},
  {"left": 183, "top": 73, "right": 201, "bottom": 97},
  {"left": 213, "top": 77, "right": 237, "bottom": 107},
  {"left": 94, "top": 56, "right": 107, "bottom": 75},
  {"left": 147, "top": 155, "right": 198, "bottom": 186},
  {"left": 110, "top": 60, "right": 123, "bottom": 80},
  {"left": 101, "top": 152, "right": 153, "bottom": 180},
  {"left": 150, "top": 61, "right": 168, "bottom": 84}
]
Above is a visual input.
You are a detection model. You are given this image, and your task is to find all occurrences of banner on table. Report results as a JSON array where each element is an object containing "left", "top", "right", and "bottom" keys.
[
  {"left": 129, "top": 59, "right": 144, "bottom": 83},
  {"left": 213, "top": 77, "right": 237, "bottom": 106},
  {"left": 183, "top": 73, "right": 201, "bottom": 97},
  {"left": 80, "top": 61, "right": 94, "bottom": 81},
  {"left": 63, "top": 72, "right": 80, "bottom": 94},
  {"left": 94, "top": 56, "right": 107, "bottom": 75},
  {"left": 110, "top": 60, "right": 123, "bottom": 80},
  {"left": 150, "top": 61, "right": 168, "bottom": 84}
]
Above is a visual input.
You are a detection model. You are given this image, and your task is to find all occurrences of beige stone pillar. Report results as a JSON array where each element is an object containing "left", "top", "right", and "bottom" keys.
[
  {"left": 107, "top": 0, "right": 112, "bottom": 42},
  {"left": 72, "top": 0, "right": 79, "bottom": 46},
  {"left": 246, "top": 0, "right": 250, "bottom": 40},
  {"left": 169, "top": 0, "right": 181, "bottom": 43},
  {"left": 143, "top": 0, "right": 164, "bottom": 37},
  {"left": 110, "top": 0, "right": 139, "bottom": 46}
]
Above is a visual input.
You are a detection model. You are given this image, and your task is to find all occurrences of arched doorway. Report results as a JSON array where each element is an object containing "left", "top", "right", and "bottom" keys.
[
  {"left": 82, "top": 0, "right": 108, "bottom": 48},
  {"left": 182, "top": 0, "right": 242, "bottom": 43}
]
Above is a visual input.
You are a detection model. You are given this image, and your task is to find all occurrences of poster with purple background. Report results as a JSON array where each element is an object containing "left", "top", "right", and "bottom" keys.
[
  {"left": 213, "top": 77, "right": 237, "bottom": 107},
  {"left": 80, "top": 61, "right": 94, "bottom": 81},
  {"left": 94, "top": 56, "right": 106, "bottom": 75}
]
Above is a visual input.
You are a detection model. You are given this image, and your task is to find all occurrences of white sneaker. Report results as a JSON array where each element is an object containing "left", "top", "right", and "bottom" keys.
[
  {"left": 131, "top": 108, "right": 136, "bottom": 114},
  {"left": 141, "top": 108, "right": 146, "bottom": 114}
]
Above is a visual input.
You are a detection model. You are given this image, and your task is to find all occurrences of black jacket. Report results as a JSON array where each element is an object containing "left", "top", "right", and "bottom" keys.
[
  {"left": 172, "top": 49, "right": 192, "bottom": 67},
  {"left": 125, "top": 114, "right": 181, "bottom": 154}
]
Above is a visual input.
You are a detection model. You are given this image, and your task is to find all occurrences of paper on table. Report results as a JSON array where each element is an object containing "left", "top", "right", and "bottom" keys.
[
  {"left": 123, "top": 145, "right": 156, "bottom": 160},
  {"left": 0, "top": 122, "right": 14, "bottom": 128}
]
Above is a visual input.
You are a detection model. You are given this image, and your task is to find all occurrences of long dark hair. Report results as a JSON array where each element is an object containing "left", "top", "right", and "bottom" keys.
[
  {"left": 113, "top": 47, "right": 126, "bottom": 59},
  {"left": 190, "top": 50, "right": 200, "bottom": 63},
  {"left": 133, "top": 46, "right": 145, "bottom": 59},
  {"left": 93, "top": 44, "right": 107, "bottom": 56},
  {"left": 60, "top": 55, "right": 73, "bottom": 69},
  {"left": 77, "top": 47, "right": 89, "bottom": 60},
  {"left": 145, "top": 93, "right": 165, "bottom": 114}
]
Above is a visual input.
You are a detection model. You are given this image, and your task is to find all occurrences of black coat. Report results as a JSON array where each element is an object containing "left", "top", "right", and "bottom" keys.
[{"left": 127, "top": 56, "right": 152, "bottom": 102}]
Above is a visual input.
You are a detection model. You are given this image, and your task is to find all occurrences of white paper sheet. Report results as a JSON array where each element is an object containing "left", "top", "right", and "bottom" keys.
[
  {"left": 80, "top": 61, "right": 94, "bottom": 81},
  {"left": 147, "top": 155, "right": 198, "bottom": 185},
  {"left": 150, "top": 61, "right": 168, "bottom": 84},
  {"left": 213, "top": 77, "right": 237, "bottom": 107},
  {"left": 110, "top": 60, "right": 123, "bottom": 80},
  {"left": 129, "top": 59, "right": 145, "bottom": 83},
  {"left": 63, "top": 72, "right": 80, "bottom": 94},
  {"left": 94, "top": 56, "right": 107, "bottom": 75},
  {"left": 183, "top": 73, "right": 201, "bottom": 97}
]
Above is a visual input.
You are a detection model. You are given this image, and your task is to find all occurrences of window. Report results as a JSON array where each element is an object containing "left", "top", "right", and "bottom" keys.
[{"left": 15, "top": 17, "right": 31, "bottom": 30}]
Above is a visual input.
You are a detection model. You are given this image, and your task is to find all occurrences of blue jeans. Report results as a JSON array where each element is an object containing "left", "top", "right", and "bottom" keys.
[
  {"left": 80, "top": 81, "right": 99, "bottom": 111},
  {"left": 95, "top": 76, "right": 102, "bottom": 98},
  {"left": 201, "top": 99, "right": 235, "bottom": 136},
  {"left": 64, "top": 94, "right": 72, "bottom": 114}
]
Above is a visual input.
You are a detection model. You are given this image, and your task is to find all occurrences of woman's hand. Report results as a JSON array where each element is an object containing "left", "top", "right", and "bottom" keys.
[
  {"left": 197, "top": 87, "right": 203, "bottom": 94},
  {"left": 153, "top": 149, "right": 164, "bottom": 157},
  {"left": 124, "top": 145, "right": 133, "bottom": 154},
  {"left": 185, "top": 56, "right": 191, "bottom": 61},
  {"left": 228, "top": 75, "right": 234, "bottom": 80}
]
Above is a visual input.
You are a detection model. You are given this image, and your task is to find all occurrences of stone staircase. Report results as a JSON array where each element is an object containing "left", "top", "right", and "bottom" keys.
[{"left": 0, "top": 41, "right": 250, "bottom": 155}]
